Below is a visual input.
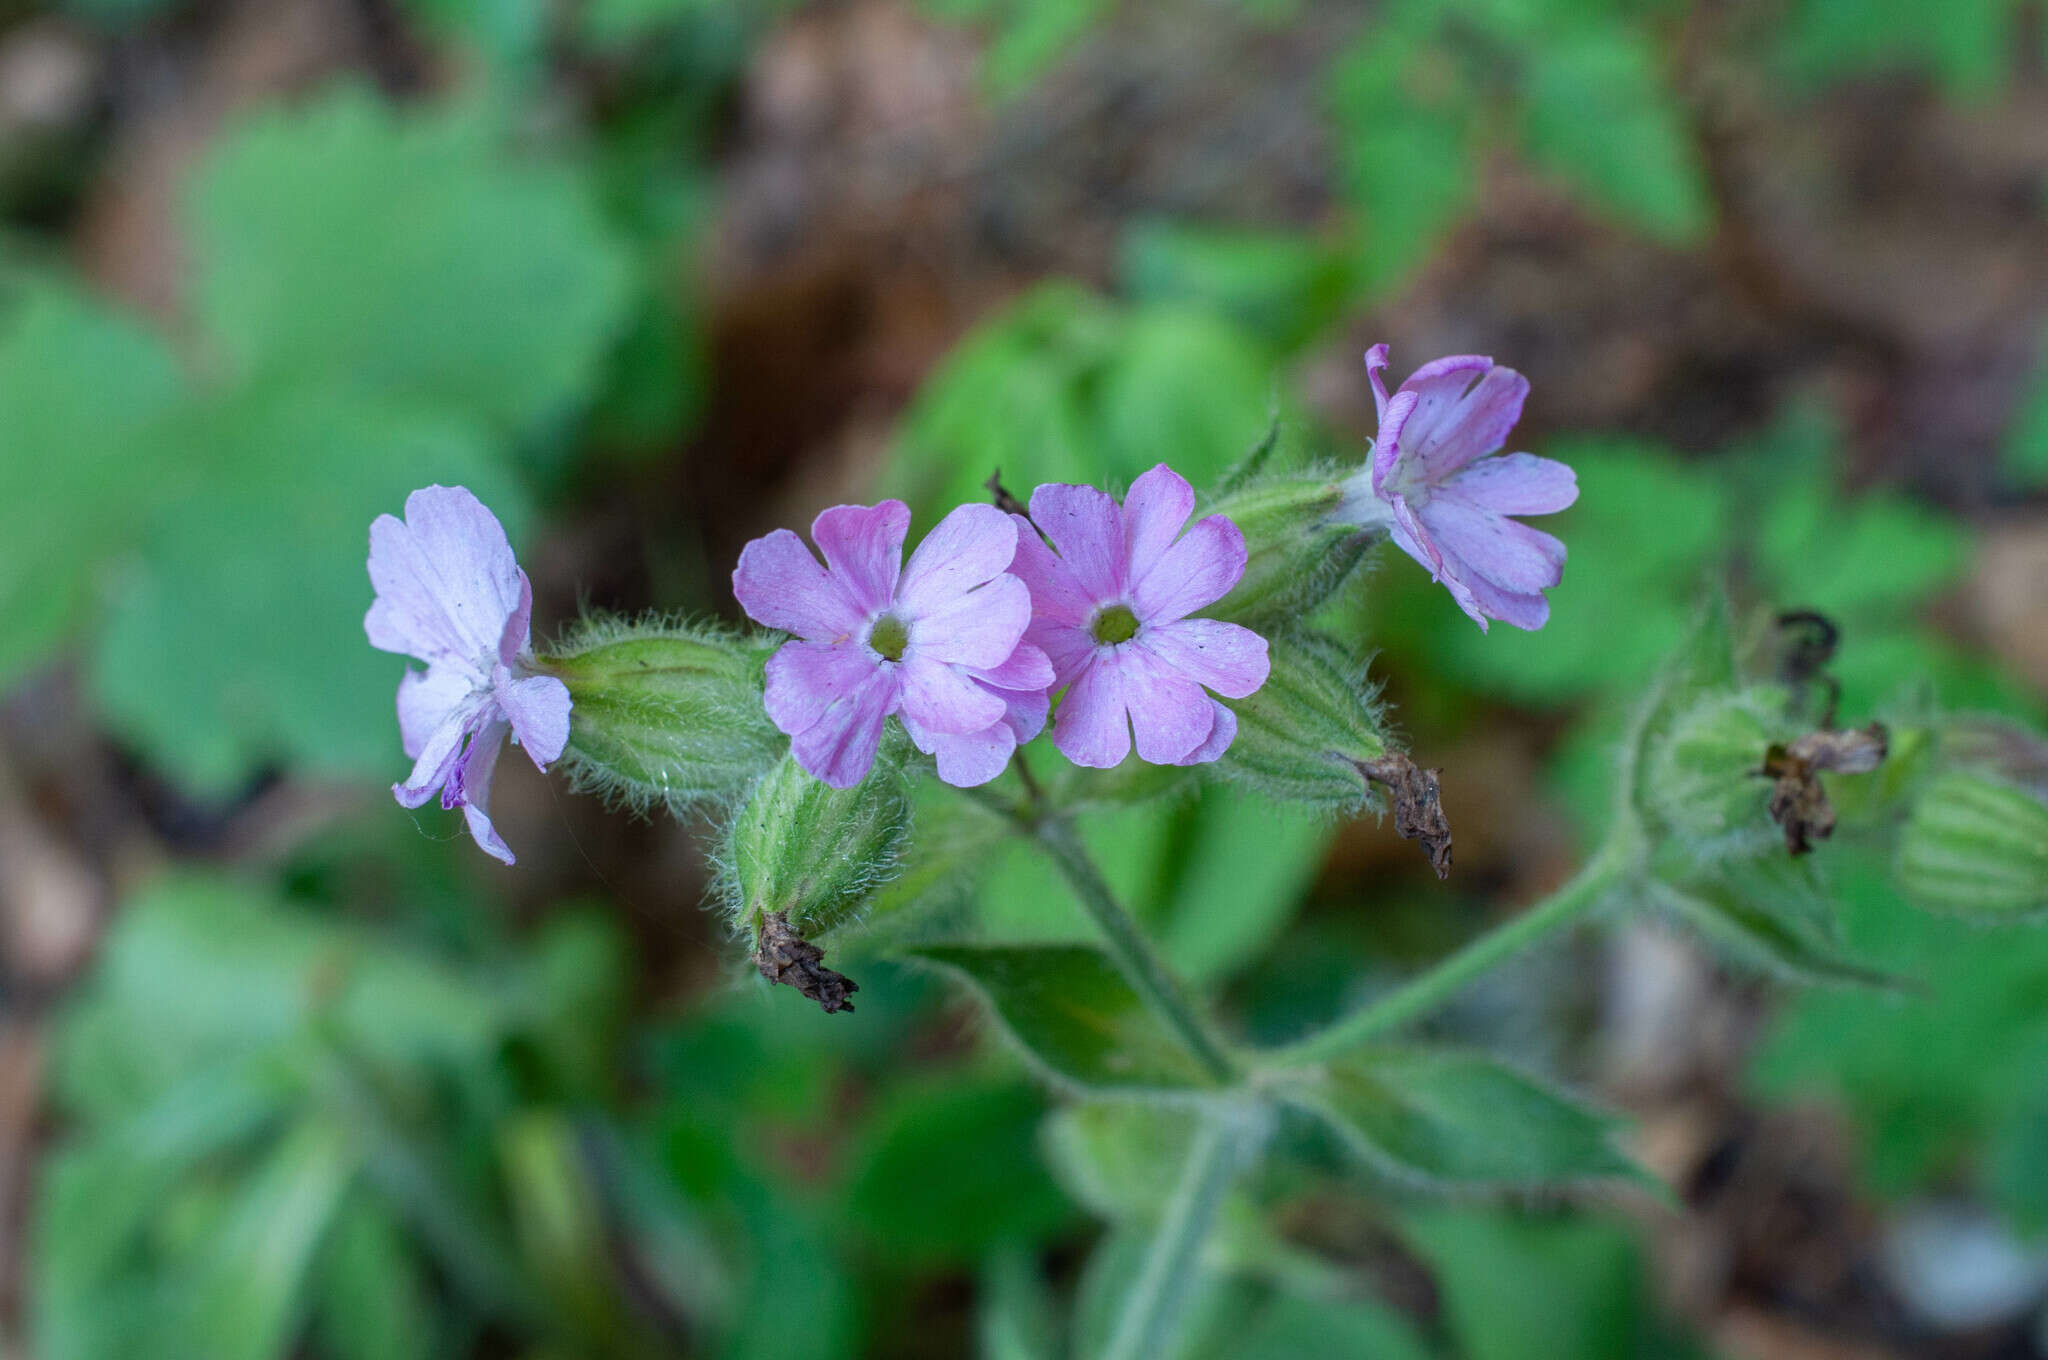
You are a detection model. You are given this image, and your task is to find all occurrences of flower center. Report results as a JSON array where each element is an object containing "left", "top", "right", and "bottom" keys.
[
  {"left": 1090, "top": 603, "right": 1141, "bottom": 646},
  {"left": 868, "top": 614, "right": 910, "bottom": 662}
]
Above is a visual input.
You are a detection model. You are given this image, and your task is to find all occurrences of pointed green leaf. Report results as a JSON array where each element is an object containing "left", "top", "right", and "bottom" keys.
[
  {"left": 1282, "top": 1048, "right": 1654, "bottom": 1193},
  {"left": 912, "top": 944, "right": 1216, "bottom": 1092}
]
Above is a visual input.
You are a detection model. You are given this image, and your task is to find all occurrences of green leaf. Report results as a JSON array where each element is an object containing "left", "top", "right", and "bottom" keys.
[
  {"left": 1042, "top": 1100, "right": 1200, "bottom": 1222},
  {"left": 1120, "top": 219, "right": 1353, "bottom": 352},
  {"left": 978, "top": 1245, "right": 1061, "bottom": 1360},
  {"left": 1326, "top": 22, "right": 1479, "bottom": 297},
  {"left": 0, "top": 281, "right": 182, "bottom": 686},
  {"left": 189, "top": 85, "right": 632, "bottom": 437},
  {"left": 979, "top": 0, "right": 1110, "bottom": 98},
  {"left": 2005, "top": 337, "right": 2048, "bottom": 489},
  {"left": 1282, "top": 1048, "right": 1652, "bottom": 1192},
  {"left": 1402, "top": 1209, "right": 1648, "bottom": 1360},
  {"left": 174, "top": 1119, "right": 361, "bottom": 1360},
  {"left": 843, "top": 1078, "right": 1074, "bottom": 1266},
  {"left": 888, "top": 284, "right": 1271, "bottom": 520},
  {"left": 1217, "top": 1293, "right": 1435, "bottom": 1360},
  {"left": 89, "top": 387, "right": 527, "bottom": 793},
  {"left": 1773, "top": 0, "right": 2019, "bottom": 98},
  {"left": 912, "top": 944, "right": 1217, "bottom": 1092},
  {"left": 1647, "top": 857, "right": 1903, "bottom": 990},
  {"left": 312, "top": 1197, "right": 434, "bottom": 1360},
  {"left": 1520, "top": 26, "right": 1710, "bottom": 244}
]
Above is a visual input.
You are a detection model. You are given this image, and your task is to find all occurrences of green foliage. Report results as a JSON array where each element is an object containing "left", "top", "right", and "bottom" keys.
[
  {"left": 888, "top": 283, "right": 1275, "bottom": 518},
  {"left": 1772, "top": 0, "right": 2023, "bottom": 98},
  {"left": 0, "top": 279, "right": 181, "bottom": 688},
  {"left": 1520, "top": 24, "right": 1711, "bottom": 244},
  {"left": 1282, "top": 1048, "right": 1651, "bottom": 1193},
  {"left": 919, "top": 0, "right": 1111, "bottom": 99},
  {"left": 189, "top": 87, "right": 631, "bottom": 435},
  {"left": 2006, "top": 334, "right": 2048, "bottom": 488},
  {"left": 912, "top": 944, "right": 1221, "bottom": 1092},
  {"left": 1753, "top": 858, "right": 2048, "bottom": 1216},
  {"left": 1402, "top": 1210, "right": 1662, "bottom": 1360},
  {"left": 90, "top": 389, "right": 527, "bottom": 793},
  {"left": 34, "top": 873, "right": 647, "bottom": 1360},
  {"left": 843, "top": 1078, "right": 1075, "bottom": 1265},
  {"left": 1120, "top": 220, "right": 1356, "bottom": 353}
]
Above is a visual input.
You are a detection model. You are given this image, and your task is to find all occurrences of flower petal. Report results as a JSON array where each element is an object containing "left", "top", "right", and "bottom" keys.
[
  {"left": 898, "top": 502, "right": 1016, "bottom": 614},
  {"left": 904, "top": 710, "right": 1018, "bottom": 788},
  {"left": 453, "top": 719, "right": 515, "bottom": 865},
  {"left": 733, "top": 528, "right": 867, "bottom": 642},
  {"left": 397, "top": 666, "right": 476, "bottom": 760},
  {"left": 812, "top": 501, "right": 909, "bottom": 615},
  {"left": 1364, "top": 343, "right": 1393, "bottom": 422},
  {"left": 1171, "top": 698, "right": 1237, "bottom": 766},
  {"left": 393, "top": 707, "right": 477, "bottom": 808},
  {"left": 1371, "top": 389, "right": 1421, "bottom": 492},
  {"left": 1138, "top": 618, "right": 1269, "bottom": 699},
  {"left": 497, "top": 669, "right": 571, "bottom": 768},
  {"left": 1025, "top": 618, "right": 1096, "bottom": 689},
  {"left": 1414, "top": 498, "right": 1565, "bottom": 595},
  {"left": 910, "top": 572, "right": 1032, "bottom": 670},
  {"left": 969, "top": 641, "right": 1056, "bottom": 693},
  {"left": 789, "top": 668, "right": 897, "bottom": 788},
  {"left": 1119, "top": 644, "right": 1217, "bottom": 764},
  {"left": 1052, "top": 655, "right": 1130, "bottom": 768},
  {"left": 1393, "top": 358, "right": 1528, "bottom": 484},
  {"left": 1120, "top": 464, "right": 1195, "bottom": 585},
  {"left": 1029, "top": 483, "right": 1126, "bottom": 600},
  {"left": 997, "top": 684, "right": 1050, "bottom": 745},
  {"left": 1129, "top": 515, "right": 1247, "bottom": 625},
  {"left": 898, "top": 655, "right": 1007, "bottom": 736},
  {"left": 1439, "top": 452, "right": 1578, "bottom": 516},
  {"left": 763, "top": 641, "right": 884, "bottom": 738},
  {"left": 366, "top": 484, "right": 524, "bottom": 670},
  {"left": 496, "top": 572, "right": 535, "bottom": 667},
  {"left": 1008, "top": 514, "right": 1095, "bottom": 626}
]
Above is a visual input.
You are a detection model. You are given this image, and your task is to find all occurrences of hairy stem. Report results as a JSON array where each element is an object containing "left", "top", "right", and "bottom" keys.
[
  {"left": 1098, "top": 1115, "right": 1248, "bottom": 1360},
  {"left": 1036, "top": 817, "right": 1241, "bottom": 1085},
  {"left": 1271, "top": 824, "right": 1640, "bottom": 1067}
]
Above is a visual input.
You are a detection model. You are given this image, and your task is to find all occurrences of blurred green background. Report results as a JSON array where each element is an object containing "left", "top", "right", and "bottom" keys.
[{"left": 2, "top": 0, "right": 2047, "bottom": 1355}]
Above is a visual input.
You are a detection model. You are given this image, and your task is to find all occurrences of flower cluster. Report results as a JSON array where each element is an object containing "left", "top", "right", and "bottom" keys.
[
  {"left": 732, "top": 463, "right": 1270, "bottom": 788},
  {"left": 365, "top": 349, "right": 1577, "bottom": 859}
]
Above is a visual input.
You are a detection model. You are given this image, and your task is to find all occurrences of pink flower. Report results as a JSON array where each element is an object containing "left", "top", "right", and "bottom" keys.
[
  {"left": 366, "top": 485, "right": 571, "bottom": 866},
  {"left": 733, "top": 501, "right": 1054, "bottom": 789},
  {"left": 1336, "top": 344, "right": 1578, "bottom": 631},
  {"left": 1008, "top": 464, "right": 1269, "bottom": 769}
]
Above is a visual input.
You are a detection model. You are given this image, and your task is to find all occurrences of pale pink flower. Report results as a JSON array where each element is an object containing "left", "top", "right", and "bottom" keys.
[
  {"left": 366, "top": 485, "right": 570, "bottom": 866},
  {"left": 1337, "top": 344, "right": 1578, "bottom": 631},
  {"left": 733, "top": 501, "right": 1053, "bottom": 789},
  {"left": 1008, "top": 464, "right": 1269, "bottom": 769}
]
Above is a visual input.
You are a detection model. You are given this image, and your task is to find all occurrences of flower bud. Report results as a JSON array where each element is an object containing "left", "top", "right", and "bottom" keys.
[
  {"left": 727, "top": 746, "right": 913, "bottom": 941},
  {"left": 1203, "top": 474, "right": 1368, "bottom": 627},
  {"left": 1643, "top": 689, "right": 1788, "bottom": 852},
  {"left": 1217, "top": 630, "right": 1387, "bottom": 811},
  {"left": 1895, "top": 770, "right": 2048, "bottom": 920},
  {"left": 543, "top": 624, "right": 784, "bottom": 812}
]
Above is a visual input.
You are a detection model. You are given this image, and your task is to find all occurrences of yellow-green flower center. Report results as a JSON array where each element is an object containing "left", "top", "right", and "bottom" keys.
[
  {"left": 868, "top": 614, "right": 910, "bottom": 661},
  {"left": 1090, "top": 603, "right": 1140, "bottom": 646}
]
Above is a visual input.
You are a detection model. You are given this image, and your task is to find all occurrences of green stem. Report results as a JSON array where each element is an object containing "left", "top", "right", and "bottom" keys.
[
  {"left": 1098, "top": 1115, "right": 1247, "bottom": 1360},
  {"left": 1272, "top": 824, "right": 1641, "bottom": 1067},
  {"left": 1037, "top": 816, "right": 1241, "bottom": 1085}
]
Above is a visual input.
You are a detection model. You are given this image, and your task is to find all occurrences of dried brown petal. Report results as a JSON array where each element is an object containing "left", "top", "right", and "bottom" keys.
[
  {"left": 1359, "top": 753, "right": 1452, "bottom": 880},
  {"left": 753, "top": 910, "right": 859, "bottom": 1014},
  {"left": 1759, "top": 723, "right": 1888, "bottom": 856}
]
